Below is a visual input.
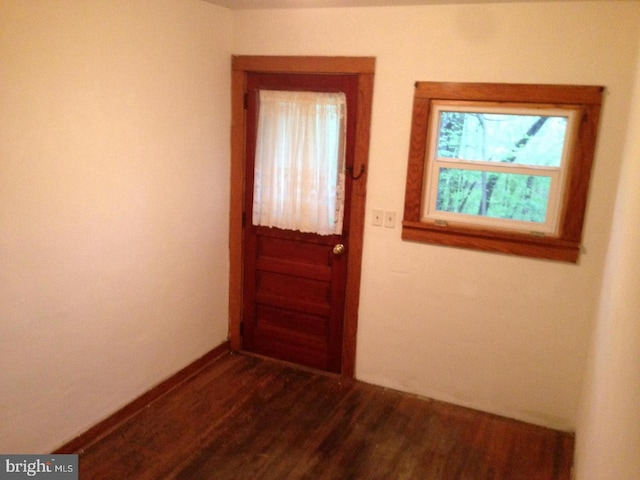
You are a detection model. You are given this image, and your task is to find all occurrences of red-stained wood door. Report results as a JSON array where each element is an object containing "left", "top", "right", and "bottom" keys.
[{"left": 242, "top": 72, "right": 358, "bottom": 373}]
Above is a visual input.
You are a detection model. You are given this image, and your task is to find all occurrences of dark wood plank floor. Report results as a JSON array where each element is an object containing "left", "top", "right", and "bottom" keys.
[{"left": 78, "top": 353, "right": 574, "bottom": 479}]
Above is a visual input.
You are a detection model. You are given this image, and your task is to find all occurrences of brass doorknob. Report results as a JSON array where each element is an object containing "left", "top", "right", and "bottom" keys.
[{"left": 333, "top": 244, "right": 345, "bottom": 255}]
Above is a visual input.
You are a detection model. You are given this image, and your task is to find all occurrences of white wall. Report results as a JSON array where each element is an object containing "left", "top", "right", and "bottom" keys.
[
  {"left": 232, "top": 1, "right": 640, "bottom": 430},
  {"left": 0, "top": 0, "right": 232, "bottom": 452},
  {"left": 574, "top": 28, "right": 640, "bottom": 480}
]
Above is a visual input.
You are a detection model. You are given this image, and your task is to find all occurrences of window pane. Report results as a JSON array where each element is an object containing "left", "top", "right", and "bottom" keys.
[
  {"left": 436, "top": 168, "right": 551, "bottom": 223},
  {"left": 437, "top": 112, "right": 568, "bottom": 167}
]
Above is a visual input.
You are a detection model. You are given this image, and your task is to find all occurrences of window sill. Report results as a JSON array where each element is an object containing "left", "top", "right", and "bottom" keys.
[{"left": 401, "top": 220, "right": 580, "bottom": 263}]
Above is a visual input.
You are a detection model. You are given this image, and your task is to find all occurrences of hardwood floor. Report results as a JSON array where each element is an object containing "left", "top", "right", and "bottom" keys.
[{"left": 77, "top": 353, "right": 574, "bottom": 479}]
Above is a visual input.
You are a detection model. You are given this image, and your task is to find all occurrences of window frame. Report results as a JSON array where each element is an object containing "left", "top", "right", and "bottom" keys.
[
  {"left": 424, "top": 102, "right": 579, "bottom": 236},
  {"left": 402, "top": 82, "right": 603, "bottom": 263}
]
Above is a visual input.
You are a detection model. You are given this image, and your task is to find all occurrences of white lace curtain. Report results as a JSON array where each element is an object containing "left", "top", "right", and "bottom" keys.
[{"left": 252, "top": 90, "right": 346, "bottom": 236}]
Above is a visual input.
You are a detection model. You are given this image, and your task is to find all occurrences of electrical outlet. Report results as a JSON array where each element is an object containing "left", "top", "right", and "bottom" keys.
[
  {"left": 372, "top": 209, "right": 383, "bottom": 226},
  {"left": 384, "top": 211, "right": 396, "bottom": 228}
]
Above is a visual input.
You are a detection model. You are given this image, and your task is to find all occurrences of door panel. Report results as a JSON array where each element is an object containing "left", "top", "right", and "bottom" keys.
[
  {"left": 245, "top": 229, "right": 345, "bottom": 371},
  {"left": 242, "top": 73, "right": 357, "bottom": 373}
]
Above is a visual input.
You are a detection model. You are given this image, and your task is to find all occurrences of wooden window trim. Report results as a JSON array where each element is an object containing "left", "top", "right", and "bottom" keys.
[
  {"left": 402, "top": 82, "right": 603, "bottom": 263},
  {"left": 229, "top": 56, "right": 375, "bottom": 377}
]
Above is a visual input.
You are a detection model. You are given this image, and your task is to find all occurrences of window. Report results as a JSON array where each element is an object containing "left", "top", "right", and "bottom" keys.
[
  {"left": 425, "top": 103, "right": 577, "bottom": 235},
  {"left": 402, "top": 82, "right": 603, "bottom": 262}
]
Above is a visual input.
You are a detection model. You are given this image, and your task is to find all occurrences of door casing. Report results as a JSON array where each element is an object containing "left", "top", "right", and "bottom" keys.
[{"left": 229, "top": 56, "right": 375, "bottom": 377}]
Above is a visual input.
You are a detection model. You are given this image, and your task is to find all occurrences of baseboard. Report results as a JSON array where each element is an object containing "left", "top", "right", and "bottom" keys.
[{"left": 53, "top": 340, "right": 231, "bottom": 454}]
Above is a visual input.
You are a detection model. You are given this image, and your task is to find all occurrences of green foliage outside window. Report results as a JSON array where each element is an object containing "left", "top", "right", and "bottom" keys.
[
  {"left": 436, "top": 168, "right": 551, "bottom": 223},
  {"left": 434, "top": 111, "right": 567, "bottom": 223}
]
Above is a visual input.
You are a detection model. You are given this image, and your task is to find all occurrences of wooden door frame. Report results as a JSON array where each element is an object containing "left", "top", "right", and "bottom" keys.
[{"left": 229, "top": 56, "right": 375, "bottom": 377}]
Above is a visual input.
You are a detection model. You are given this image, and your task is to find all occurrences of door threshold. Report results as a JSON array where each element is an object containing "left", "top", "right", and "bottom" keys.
[{"left": 237, "top": 350, "right": 346, "bottom": 380}]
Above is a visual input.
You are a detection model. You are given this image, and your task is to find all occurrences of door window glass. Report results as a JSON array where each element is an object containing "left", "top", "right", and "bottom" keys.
[{"left": 252, "top": 90, "right": 346, "bottom": 235}]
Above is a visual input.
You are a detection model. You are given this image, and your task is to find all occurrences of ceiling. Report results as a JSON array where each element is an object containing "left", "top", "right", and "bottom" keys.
[{"left": 205, "top": 0, "right": 586, "bottom": 9}]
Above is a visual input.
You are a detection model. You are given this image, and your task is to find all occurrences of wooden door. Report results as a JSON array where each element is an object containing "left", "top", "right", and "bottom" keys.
[{"left": 242, "top": 73, "right": 358, "bottom": 373}]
